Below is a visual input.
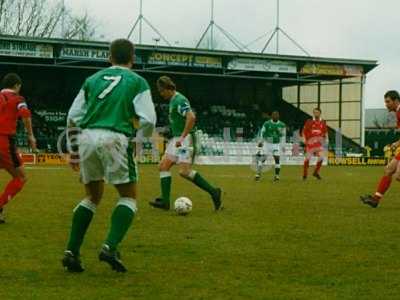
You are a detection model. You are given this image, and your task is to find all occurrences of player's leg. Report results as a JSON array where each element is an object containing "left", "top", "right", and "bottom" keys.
[
  {"left": 63, "top": 180, "right": 104, "bottom": 272},
  {"left": 0, "top": 136, "right": 27, "bottom": 210},
  {"left": 99, "top": 182, "right": 137, "bottom": 273},
  {"left": 255, "top": 155, "right": 263, "bottom": 181},
  {"left": 63, "top": 129, "right": 104, "bottom": 272},
  {"left": 156, "top": 156, "right": 175, "bottom": 209},
  {"left": 178, "top": 163, "right": 222, "bottom": 211},
  {"left": 0, "top": 166, "right": 26, "bottom": 209},
  {"left": 361, "top": 158, "right": 398, "bottom": 207},
  {"left": 272, "top": 144, "right": 281, "bottom": 181},
  {"left": 149, "top": 139, "right": 176, "bottom": 210},
  {"left": 66, "top": 181, "right": 103, "bottom": 255},
  {"left": 273, "top": 154, "right": 281, "bottom": 181},
  {"left": 303, "top": 148, "right": 312, "bottom": 180},
  {"left": 99, "top": 133, "right": 138, "bottom": 272},
  {"left": 313, "top": 149, "right": 324, "bottom": 180},
  {"left": 255, "top": 144, "right": 265, "bottom": 181}
]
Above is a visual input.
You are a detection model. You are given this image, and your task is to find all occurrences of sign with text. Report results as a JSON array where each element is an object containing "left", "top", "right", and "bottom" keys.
[
  {"left": 148, "top": 52, "right": 222, "bottom": 68},
  {"left": 301, "top": 64, "right": 364, "bottom": 76},
  {"left": 228, "top": 58, "right": 297, "bottom": 73},
  {"left": 0, "top": 40, "right": 53, "bottom": 58}
]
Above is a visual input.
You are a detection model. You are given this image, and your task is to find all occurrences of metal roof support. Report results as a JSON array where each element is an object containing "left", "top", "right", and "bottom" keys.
[
  {"left": 196, "top": 0, "right": 249, "bottom": 51},
  {"left": 127, "top": 0, "right": 171, "bottom": 46},
  {"left": 260, "top": 0, "right": 310, "bottom": 56}
]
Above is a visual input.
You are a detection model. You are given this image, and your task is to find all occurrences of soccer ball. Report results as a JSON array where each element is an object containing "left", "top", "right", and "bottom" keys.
[{"left": 174, "top": 197, "right": 193, "bottom": 216}]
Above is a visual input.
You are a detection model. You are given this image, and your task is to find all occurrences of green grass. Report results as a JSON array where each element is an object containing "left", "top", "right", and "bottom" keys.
[{"left": 0, "top": 165, "right": 399, "bottom": 300}]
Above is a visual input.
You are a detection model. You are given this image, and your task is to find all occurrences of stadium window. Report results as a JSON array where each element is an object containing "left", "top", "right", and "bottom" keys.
[
  {"left": 300, "top": 83, "right": 318, "bottom": 102},
  {"left": 341, "top": 120, "right": 361, "bottom": 140},
  {"left": 300, "top": 103, "right": 318, "bottom": 116},
  {"left": 282, "top": 85, "right": 298, "bottom": 104},
  {"left": 320, "top": 81, "right": 340, "bottom": 103},
  {"left": 342, "top": 78, "right": 362, "bottom": 102},
  {"left": 327, "top": 120, "right": 340, "bottom": 130},
  {"left": 320, "top": 103, "right": 339, "bottom": 120},
  {"left": 341, "top": 102, "right": 361, "bottom": 120}
]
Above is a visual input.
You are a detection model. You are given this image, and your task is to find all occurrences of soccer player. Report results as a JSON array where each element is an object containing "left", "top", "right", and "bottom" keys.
[
  {"left": 302, "top": 108, "right": 328, "bottom": 180},
  {"left": 149, "top": 76, "right": 222, "bottom": 211},
  {"left": 0, "top": 73, "right": 36, "bottom": 224},
  {"left": 257, "top": 111, "right": 286, "bottom": 181},
  {"left": 360, "top": 90, "right": 400, "bottom": 208},
  {"left": 62, "top": 39, "right": 156, "bottom": 273}
]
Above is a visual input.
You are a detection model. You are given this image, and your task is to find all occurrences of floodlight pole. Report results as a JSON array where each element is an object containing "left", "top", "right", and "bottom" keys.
[
  {"left": 210, "top": 0, "right": 214, "bottom": 50},
  {"left": 261, "top": 0, "right": 310, "bottom": 56},
  {"left": 196, "top": 0, "right": 249, "bottom": 51},
  {"left": 276, "top": 0, "right": 280, "bottom": 54},
  {"left": 61, "top": 0, "right": 66, "bottom": 38},
  {"left": 127, "top": 0, "right": 171, "bottom": 46},
  {"left": 139, "top": 0, "right": 143, "bottom": 44}
]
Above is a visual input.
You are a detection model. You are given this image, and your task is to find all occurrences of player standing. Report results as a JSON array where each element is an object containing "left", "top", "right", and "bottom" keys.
[
  {"left": 360, "top": 91, "right": 400, "bottom": 208},
  {"left": 302, "top": 108, "right": 328, "bottom": 180},
  {"left": 149, "top": 76, "right": 222, "bottom": 211},
  {"left": 256, "top": 111, "right": 286, "bottom": 181},
  {"left": 62, "top": 39, "right": 156, "bottom": 273},
  {"left": 0, "top": 73, "right": 36, "bottom": 224}
]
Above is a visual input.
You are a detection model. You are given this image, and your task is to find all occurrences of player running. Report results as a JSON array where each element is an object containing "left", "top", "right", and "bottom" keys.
[
  {"left": 302, "top": 107, "right": 328, "bottom": 180},
  {"left": 149, "top": 76, "right": 222, "bottom": 211},
  {"left": 360, "top": 91, "right": 400, "bottom": 208},
  {"left": 0, "top": 73, "right": 36, "bottom": 224},
  {"left": 256, "top": 111, "right": 286, "bottom": 181},
  {"left": 62, "top": 39, "right": 156, "bottom": 273}
]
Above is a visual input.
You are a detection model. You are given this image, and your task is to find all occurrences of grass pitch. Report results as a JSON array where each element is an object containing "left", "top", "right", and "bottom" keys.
[{"left": 0, "top": 165, "right": 399, "bottom": 300}]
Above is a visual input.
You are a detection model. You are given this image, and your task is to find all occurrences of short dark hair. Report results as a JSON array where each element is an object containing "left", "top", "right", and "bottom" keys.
[
  {"left": 2, "top": 73, "right": 22, "bottom": 89},
  {"left": 314, "top": 107, "right": 322, "bottom": 113},
  {"left": 157, "top": 76, "right": 176, "bottom": 90},
  {"left": 384, "top": 90, "right": 400, "bottom": 101},
  {"left": 110, "top": 39, "right": 134, "bottom": 65}
]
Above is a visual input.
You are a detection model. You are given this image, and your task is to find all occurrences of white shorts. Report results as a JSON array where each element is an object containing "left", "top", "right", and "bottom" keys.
[
  {"left": 79, "top": 129, "right": 137, "bottom": 185},
  {"left": 264, "top": 143, "right": 281, "bottom": 156},
  {"left": 165, "top": 135, "right": 193, "bottom": 164}
]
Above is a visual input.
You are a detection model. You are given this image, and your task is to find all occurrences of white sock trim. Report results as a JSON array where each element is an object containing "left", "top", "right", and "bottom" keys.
[
  {"left": 375, "top": 192, "right": 383, "bottom": 198},
  {"left": 74, "top": 199, "right": 97, "bottom": 213},
  {"left": 275, "top": 165, "right": 281, "bottom": 169},
  {"left": 160, "top": 171, "right": 171, "bottom": 178},
  {"left": 188, "top": 170, "right": 197, "bottom": 180},
  {"left": 117, "top": 197, "right": 137, "bottom": 213}
]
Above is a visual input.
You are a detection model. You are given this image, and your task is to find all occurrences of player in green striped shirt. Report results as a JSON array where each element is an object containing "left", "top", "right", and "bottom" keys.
[
  {"left": 149, "top": 76, "right": 222, "bottom": 211},
  {"left": 256, "top": 111, "right": 286, "bottom": 181},
  {"left": 62, "top": 39, "right": 156, "bottom": 273}
]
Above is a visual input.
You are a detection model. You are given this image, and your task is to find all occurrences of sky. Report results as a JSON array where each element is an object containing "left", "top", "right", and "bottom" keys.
[{"left": 64, "top": 0, "right": 400, "bottom": 109}]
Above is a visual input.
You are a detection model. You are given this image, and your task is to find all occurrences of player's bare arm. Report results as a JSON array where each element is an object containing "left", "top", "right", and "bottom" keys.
[
  {"left": 21, "top": 117, "right": 37, "bottom": 151},
  {"left": 176, "top": 111, "right": 196, "bottom": 148}
]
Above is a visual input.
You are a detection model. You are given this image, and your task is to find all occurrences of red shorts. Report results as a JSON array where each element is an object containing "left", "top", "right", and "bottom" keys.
[
  {"left": 396, "top": 153, "right": 400, "bottom": 161},
  {"left": 0, "top": 135, "right": 22, "bottom": 169},
  {"left": 306, "top": 145, "right": 324, "bottom": 156}
]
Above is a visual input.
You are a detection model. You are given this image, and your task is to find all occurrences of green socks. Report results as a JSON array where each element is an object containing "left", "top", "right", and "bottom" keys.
[
  {"left": 105, "top": 198, "right": 137, "bottom": 251},
  {"left": 160, "top": 172, "right": 172, "bottom": 205},
  {"left": 66, "top": 199, "right": 96, "bottom": 255},
  {"left": 187, "top": 171, "right": 216, "bottom": 196}
]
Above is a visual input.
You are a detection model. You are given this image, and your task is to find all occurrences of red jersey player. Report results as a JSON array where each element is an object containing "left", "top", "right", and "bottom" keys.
[
  {"left": 0, "top": 73, "right": 36, "bottom": 223},
  {"left": 361, "top": 90, "right": 400, "bottom": 208},
  {"left": 302, "top": 107, "right": 328, "bottom": 180}
]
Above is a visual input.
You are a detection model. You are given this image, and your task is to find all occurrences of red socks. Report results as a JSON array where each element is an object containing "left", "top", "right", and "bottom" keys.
[
  {"left": 315, "top": 159, "right": 323, "bottom": 174},
  {"left": 0, "top": 178, "right": 25, "bottom": 208},
  {"left": 374, "top": 176, "right": 392, "bottom": 201}
]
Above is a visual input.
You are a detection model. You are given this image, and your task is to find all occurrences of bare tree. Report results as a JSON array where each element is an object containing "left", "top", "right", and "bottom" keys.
[{"left": 0, "top": 0, "right": 98, "bottom": 40}]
